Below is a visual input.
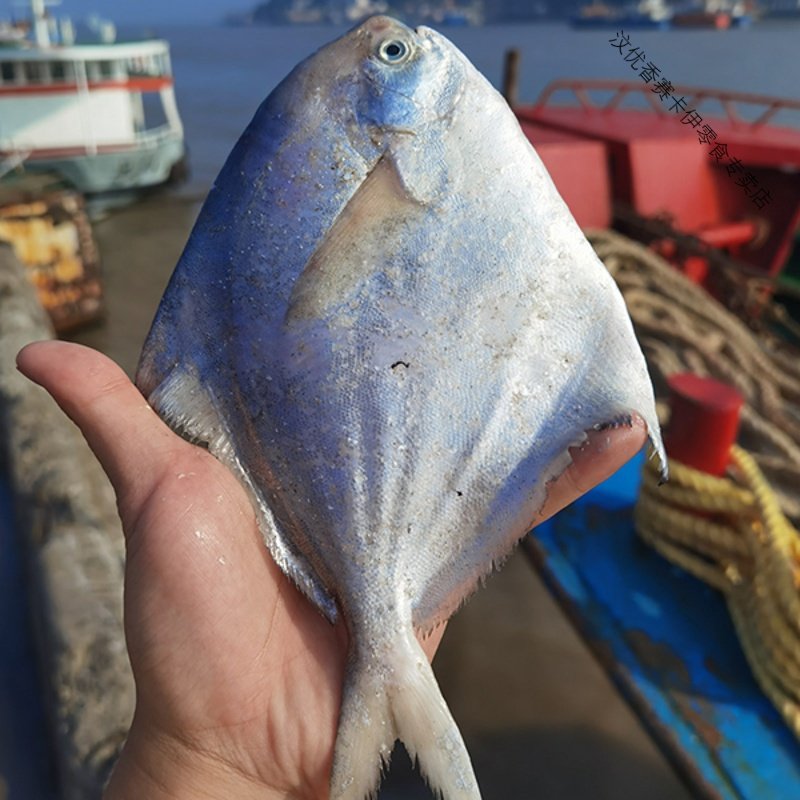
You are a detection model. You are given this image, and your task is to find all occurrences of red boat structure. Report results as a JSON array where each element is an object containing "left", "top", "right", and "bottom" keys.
[
  {"left": 511, "top": 76, "right": 800, "bottom": 319},
  {"left": 508, "top": 70, "right": 800, "bottom": 800},
  {"left": 505, "top": 67, "right": 800, "bottom": 800}
]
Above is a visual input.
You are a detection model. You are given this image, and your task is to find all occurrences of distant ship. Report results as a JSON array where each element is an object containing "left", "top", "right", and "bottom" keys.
[
  {"left": 434, "top": 0, "right": 485, "bottom": 26},
  {"left": 237, "top": 0, "right": 483, "bottom": 26},
  {"left": 671, "top": 1, "right": 754, "bottom": 28},
  {"left": 672, "top": 9, "right": 733, "bottom": 26},
  {"left": 571, "top": 0, "right": 673, "bottom": 29},
  {"left": 765, "top": 0, "right": 800, "bottom": 17},
  {"left": 0, "top": 0, "right": 186, "bottom": 196}
]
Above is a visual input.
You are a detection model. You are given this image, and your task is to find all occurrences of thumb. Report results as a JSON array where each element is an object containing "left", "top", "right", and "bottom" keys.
[
  {"left": 16, "top": 340, "right": 187, "bottom": 515},
  {"left": 534, "top": 416, "right": 647, "bottom": 526}
]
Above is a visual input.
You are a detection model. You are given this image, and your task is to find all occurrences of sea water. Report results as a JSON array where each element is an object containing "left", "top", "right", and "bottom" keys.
[{"left": 161, "top": 20, "right": 800, "bottom": 196}]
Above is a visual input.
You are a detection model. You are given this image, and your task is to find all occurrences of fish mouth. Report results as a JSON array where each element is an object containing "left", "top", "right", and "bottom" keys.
[
  {"left": 357, "top": 14, "right": 415, "bottom": 41},
  {"left": 357, "top": 17, "right": 439, "bottom": 51}
]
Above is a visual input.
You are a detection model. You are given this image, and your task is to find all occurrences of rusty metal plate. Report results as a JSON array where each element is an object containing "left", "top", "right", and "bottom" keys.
[{"left": 525, "top": 452, "right": 800, "bottom": 800}]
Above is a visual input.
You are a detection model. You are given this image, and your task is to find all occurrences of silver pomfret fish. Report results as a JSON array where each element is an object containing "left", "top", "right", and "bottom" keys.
[{"left": 137, "top": 16, "right": 666, "bottom": 800}]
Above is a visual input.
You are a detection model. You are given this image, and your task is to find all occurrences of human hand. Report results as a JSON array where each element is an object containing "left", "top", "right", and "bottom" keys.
[{"left": 17, "top": 340, "right": 646, "bottom": 800}]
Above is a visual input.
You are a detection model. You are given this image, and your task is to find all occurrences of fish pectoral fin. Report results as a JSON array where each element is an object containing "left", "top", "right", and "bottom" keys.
[
  {"left": 388, "top": 131, "right": 454, "bottom": 204},
  {"left": 286, "top": 154, "right": 418, "bottom": 324},
  {"left": 144, "top": 366, "right": 340, "bottom": 624}
]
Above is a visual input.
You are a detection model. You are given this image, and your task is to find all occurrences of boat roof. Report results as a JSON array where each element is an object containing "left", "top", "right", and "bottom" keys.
[{"left": 0, "top": 38, "right": 171, "bottom": 61}]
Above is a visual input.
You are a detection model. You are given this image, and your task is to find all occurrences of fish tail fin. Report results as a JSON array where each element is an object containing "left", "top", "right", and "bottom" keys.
[
  {"left": 329, "top": 656, "right": 394, "bottom": 800},
  {"left": 389, "top": 635, "right": 481, "bottom": 800},
  {"left": 331, "top": 631, "right": 481, "bottom": 800}
]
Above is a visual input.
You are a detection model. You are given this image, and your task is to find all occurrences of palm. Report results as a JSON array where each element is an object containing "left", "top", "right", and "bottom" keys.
[
  {"left": 19, "top": 341, "right": 351, "bottom": 795},
  {"left": 121, "top": 441, "right": 345, "bottom": 795}
]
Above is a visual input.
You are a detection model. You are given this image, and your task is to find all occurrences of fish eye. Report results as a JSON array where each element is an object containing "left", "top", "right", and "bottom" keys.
[{"left": 377, "top": 38, "right": 411, "bottom": 64}]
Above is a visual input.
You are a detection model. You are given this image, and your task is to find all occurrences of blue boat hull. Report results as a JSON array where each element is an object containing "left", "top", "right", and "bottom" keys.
[{"left": 526, "top": 453, "right": 800, "bottom": 799}]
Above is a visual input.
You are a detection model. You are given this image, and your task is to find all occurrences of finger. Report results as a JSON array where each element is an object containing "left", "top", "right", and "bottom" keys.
[
  {"left": 534, "top": 415, "right": 648, "bottom": 526},
  {"left": 16, "top": 340, "right": 188, "bottom": 511}
]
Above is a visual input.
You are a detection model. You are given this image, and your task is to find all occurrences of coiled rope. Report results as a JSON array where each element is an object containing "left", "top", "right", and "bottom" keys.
[
  {"left": 637, "top": 449, "right": 800, "bottom": 737},
  {"left": 585, "top": 229, "right": 800, "bottom": 735},
  {"left": 587, "top": 228, "right": 800, "bottom": 524}
]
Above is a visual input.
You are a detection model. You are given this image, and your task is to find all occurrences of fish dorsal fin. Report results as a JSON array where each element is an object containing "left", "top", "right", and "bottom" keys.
[
  {"left": 147, "top": 366, "right": 339, "bottom": 623},
  {"left": 286, "top": 154, "right": 419, "bottom": 324}
]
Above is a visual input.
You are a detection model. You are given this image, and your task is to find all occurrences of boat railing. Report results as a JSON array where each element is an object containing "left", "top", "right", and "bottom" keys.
[
  {"left": 1, "top": 125, "right": 178, "bottom": 161},
  {"left": 530, "top": 79, "right": 800, "bottom": 130},
  {"left": 134, "top": 123, "right": 181, "bottom": 148}
]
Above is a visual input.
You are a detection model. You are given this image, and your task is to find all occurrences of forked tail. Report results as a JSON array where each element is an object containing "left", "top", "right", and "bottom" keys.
[{"left": 330, "top": 630, "right": 481, "bottom": 800}]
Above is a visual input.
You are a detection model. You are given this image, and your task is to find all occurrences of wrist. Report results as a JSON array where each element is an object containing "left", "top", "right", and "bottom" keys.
[{"left": 104, "top": 722, "right": 285, "bottom": 800}]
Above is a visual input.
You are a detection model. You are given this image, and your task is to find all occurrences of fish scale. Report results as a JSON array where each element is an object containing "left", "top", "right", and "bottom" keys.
[{"left": 137, "top": 15, "right": 666, "bottom": 799}]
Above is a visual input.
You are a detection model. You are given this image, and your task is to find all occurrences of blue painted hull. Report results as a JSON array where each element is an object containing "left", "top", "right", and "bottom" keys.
[{"left": 526, "top": 453, "right": 800, "bottom": 799}]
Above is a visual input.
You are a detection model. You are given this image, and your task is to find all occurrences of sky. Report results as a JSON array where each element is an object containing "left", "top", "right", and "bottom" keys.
[{"left": 5, "top": 0, "right": 235, "bottom": 25}]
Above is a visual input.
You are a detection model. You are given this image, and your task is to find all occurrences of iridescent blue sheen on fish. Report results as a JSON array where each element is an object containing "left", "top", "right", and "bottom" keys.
[{"left": 137, "top": 16, "right": 666, "bottom": 800}]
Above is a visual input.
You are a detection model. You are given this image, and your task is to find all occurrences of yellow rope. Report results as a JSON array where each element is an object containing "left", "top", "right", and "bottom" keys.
[{"left": 636, "top": 446, "right": 800, "bottom": 737}]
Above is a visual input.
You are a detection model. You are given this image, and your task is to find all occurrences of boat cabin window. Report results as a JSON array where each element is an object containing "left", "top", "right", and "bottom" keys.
[
  {"left": 51, "top": 61, "right": 69, "bottom": 81},
  {"left": 0, "top": 62, "right": 15, "bottom": 83},
  {"left": 23, "top": 61, "right": 46, "bottom": 83},
  {"left": 86, "top": 59, "right": 121, "bottom": 82},
  {"left": 127, "top": 52, "right": 168, "bottom": 78}
]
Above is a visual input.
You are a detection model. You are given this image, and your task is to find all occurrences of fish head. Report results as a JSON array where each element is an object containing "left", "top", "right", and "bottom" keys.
[
  {"left": 291, "top": 16, "right": 467, "bottom": 158},
  {"left": 353, "top": 17, "right": 466, "bottom": 135}
]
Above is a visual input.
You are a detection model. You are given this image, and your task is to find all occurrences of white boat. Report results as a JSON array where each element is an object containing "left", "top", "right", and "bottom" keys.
[{"left": 0, "top": 0, "right": 185, "bottom": 195}]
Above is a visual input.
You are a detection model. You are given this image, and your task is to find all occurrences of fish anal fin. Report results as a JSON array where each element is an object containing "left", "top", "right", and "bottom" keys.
[{"left": 411, "top": 432, "right": 589, "bottom": 635}]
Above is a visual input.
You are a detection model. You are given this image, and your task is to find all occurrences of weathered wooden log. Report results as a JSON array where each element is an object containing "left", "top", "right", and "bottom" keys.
[{"left": 0, "top": 243, "right": 133, "bottom": 799}]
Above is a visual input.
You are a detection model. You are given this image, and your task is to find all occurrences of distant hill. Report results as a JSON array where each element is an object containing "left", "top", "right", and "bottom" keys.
[{"left": 223, "top": 0, "right": 593, "bottom": 26}]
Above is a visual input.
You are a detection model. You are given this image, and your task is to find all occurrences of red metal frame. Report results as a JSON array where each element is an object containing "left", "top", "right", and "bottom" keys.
[
  {"left": 516, "top": 80, "right": 800, "bottom": 287},
  {"left": 532, "top": 79, "right": 800, "bottom": 132}
]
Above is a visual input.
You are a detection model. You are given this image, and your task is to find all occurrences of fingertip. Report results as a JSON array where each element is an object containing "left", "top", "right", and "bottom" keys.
[
  {"left": 16, "top": 340, "right": 111, "bottom": 390},
  {"left": 568, "top": 414, "right": 648, "bottom": 493},
  {"left": 16, "top": 339, "right": 63, "bottom": 378}
]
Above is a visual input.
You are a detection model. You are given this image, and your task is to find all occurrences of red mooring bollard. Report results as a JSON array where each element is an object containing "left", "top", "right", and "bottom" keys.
[{"left": 665, "top": 373, "right": 744, "bottom": 476}]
